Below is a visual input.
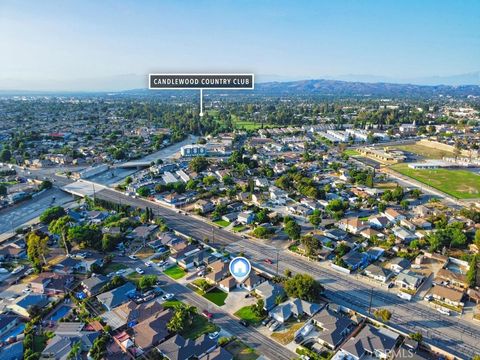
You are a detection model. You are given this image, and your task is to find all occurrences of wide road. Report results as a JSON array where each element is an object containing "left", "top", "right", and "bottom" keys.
[
  {"left": 96, "top": 188, "right": 480, "bottom": 359},
  {"left": 118, "top": 256, "right": 294, "bottom": 360}
]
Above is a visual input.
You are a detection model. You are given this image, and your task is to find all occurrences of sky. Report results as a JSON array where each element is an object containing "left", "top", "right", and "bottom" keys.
[{"left": 1, "top": 0, "right": 479, "bottom": 91}]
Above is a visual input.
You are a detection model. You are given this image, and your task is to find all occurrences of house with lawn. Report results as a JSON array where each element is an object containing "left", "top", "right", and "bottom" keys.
[
  {"left": 430, "top": 285, "right": 465, "bottom": 309},
  {"left": 30, "top": 272, "right": 74, "bottom": 295},
  {"left": 81, "top": 274, "right": 109, "bottom": 297},
  {"left": 389, "top": 258, "right": 411, "bottom": 274},
  {"left": 237, "top": 211, "right": 255, "bottom": 225},
  {"left": 338, "top": 217, "right": 369, "bottom": 235},
  {"left": 7, "top": 294, "right": 50, "bottom": 318},
  {"left": 206, "top": 261, "right": 229, "bottom": 283},
  {"left": 342, "top": 251, "right": 368, "bottom": 271},
  {"left": 102, "top": 300, "right": 164, "bottom": 331},
  {"left": 131, "top": 309, "right": 174, "bottom": 352}
]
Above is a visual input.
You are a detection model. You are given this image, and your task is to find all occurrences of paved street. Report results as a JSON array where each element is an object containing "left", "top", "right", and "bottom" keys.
[{"left": 96, "top": 188, "right": 480, "bottom": 359}]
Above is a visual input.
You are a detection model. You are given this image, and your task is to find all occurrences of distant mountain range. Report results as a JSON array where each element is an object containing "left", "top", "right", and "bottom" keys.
[
  {"left": 251, "top": 79, "right": 480, "bottom": 98},
  {"left": 1, "top": 74, "right": 480, "bottom": 99}
]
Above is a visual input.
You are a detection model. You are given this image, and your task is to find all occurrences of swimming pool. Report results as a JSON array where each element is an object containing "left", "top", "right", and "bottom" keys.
[{"left": 50, "top": 305, "right": 71, "bottom": 321}]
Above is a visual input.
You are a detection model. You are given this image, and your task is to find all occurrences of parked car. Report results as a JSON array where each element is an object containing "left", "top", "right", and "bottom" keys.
[
  {"left": 387, "top": 282, "right": 394, "bottom": 288},
  {"left": 294, "top": 335, "right": 304, "bottom": 344},
  {"left": 261, "top": 317, "right": 271, "bottom": 326},
  {"left": 437, "top": 307, "right": 450, "bottom": 316},
  {"left": 129, "top": 255, "right": 138, "bottom": 260},
  {"left": 208, "top": 331, "right": 219, "bottom": 340},
  {"left": 145, "top": 261, "right": 153, "bottom": 267},
  {"left": 269, "top": 321, "right": 280, "bottom": 331},
  {"left": 161, "top": 293, "right": 174, "bottom": 301},
  {"left": 424, "top": 294, "right": 433, "bottom": 301},
  {"left": 239, "top": 320, "right": 249, "bottom": 327},
  {"left": 263, "top": 259, "right": 273, "bottom": 265}
]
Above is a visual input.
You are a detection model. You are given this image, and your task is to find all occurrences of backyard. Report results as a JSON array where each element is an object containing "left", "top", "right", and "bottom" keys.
[
  {"left": 225, "top": 340, "right": 259, "bottom": 360},
  {"left": 390, "top": 163, "right": 480, "bottom": 199}
]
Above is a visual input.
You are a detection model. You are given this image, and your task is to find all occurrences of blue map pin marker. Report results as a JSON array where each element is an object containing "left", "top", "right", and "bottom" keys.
[{"left": 229, "top": 257, "right": 251, "bottom": 283}]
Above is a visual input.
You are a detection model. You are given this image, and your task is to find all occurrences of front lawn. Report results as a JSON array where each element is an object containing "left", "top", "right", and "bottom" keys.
[
  {"left": 182, "top": 313, "right": 219, "bottom": 339},
  {"left": 203, "top": 287, "right": 228, "bottom": 306},
  {"left": 234, "top": 305, "right": 265, "bottom": 325},
  {"left": 214, "top": 219, "right": 230, "bottom": 227},
  {"left": 343, "top": 149, "right": 360, "bottom": 156},
  {"left": 163, "top": 265, "right": 186, "bottom": 279},
  {"left": 271, "top": 321, "right": 305, "bottom": 344},
  {"left": 233, "top": 225, "right": 247, "bottom": 232},
  {"left": 225, "top": 340, "right": 258, "bottom": 360}
]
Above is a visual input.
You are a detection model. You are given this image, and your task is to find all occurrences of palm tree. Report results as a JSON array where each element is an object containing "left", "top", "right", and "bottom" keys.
[{"left": 67, "top": 341, "right": 81, "bottom": 359}]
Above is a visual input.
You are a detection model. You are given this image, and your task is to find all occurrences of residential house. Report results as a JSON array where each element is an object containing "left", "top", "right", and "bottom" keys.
[
  {"left": 195, "top": 200, "right": 215, "bottom": 214},
  {"left": 0, "top": 243, "right": 26, "bottom": 261},
  {"left": 270, "top": 298, "right": 321, "bottom": 324},
  {"left": 131, "top": 225, "right": 158, "bottom": 243},
  {"left": 157, "top": 334, "right": 217, "bottom": 360},
  {"left": 255, "top": 282, "right": 285, "bottom": 310},
  {"left": 132, "top": 309, "right": 174, "bottom": 352},
  {"left": 269, "top": 302, "right": 292, "bottom": 323},
  {"left": 41, "top": 322, "right": 99, "bottom": 360},
  {"left": 340, "top": 324, "right": 400, "bottom": 360},
  {"left": 7, "top": 294, "right": 50, "bottom": 318},
  {"left": 0, "top": 315, "right": 20, "bottom": 339},
  {"left": 97, "top": 282, "right": 136, "bottom": 311},
  {"left": 389, "top": 258, "right": 411, "bottom": 274},
  {"left": 392, "top": 226, "right": 417, "bottom": 243},
  {"left": 237, "top": 211, "right": 255, "bottom": 225},
  {"left": 241, "top": 272, "right": 265, "bottom": 291},
  {"left": 218, "top": 277, "right": 237, "bottom": 293},
  {"left": 431, "top": 285, "right": 464, "bottom": 308},
  {"left": 0, "top": 340, "right": 23, "bottom": 360},
  {"left": 395, "top": 270, "right": 424, "bottom": 291},
  {"left": 102, "top": 300, "right": 164, "bottom": 330},
  {"left": 81, "top": 274, "right": 109, "bottom": 297},
  {"left": 207, "top": 261, "right": 229, "bottom": 283},
  {"left": 312, "top": 306, "right": 354, "bottom": 349},
  {"left": 342, "top": 251, "right": 368, "bottom": 271},
  {"left": 199, "top": 347, "right": 233, "bottom": 360},
  {"left": 384, "top": 208, "right": 405, "bottom": 223},
  {"left": 324, "top": 228, "right": 349, "bottom": 241},
  {"left": 363, "top": 264, "right": 393, "bottom": 283},
  {"left": 365, "top": 247, "right": 384, "bottom": 262},
  {"left": 368, "top": 215, "right": 390, "bottom": 230},
  {"left": 436, "top": 268, "right": 469, "bottom": 289},
  {"left": 30, "top": 272, "right": 73, "bottom": 295},
  {"left": 338, "top": 217, "right": 369, "bottom": 235}
]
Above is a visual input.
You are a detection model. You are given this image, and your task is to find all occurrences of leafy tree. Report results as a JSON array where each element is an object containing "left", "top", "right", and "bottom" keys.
[
  {"left": 137, "top": 186, "right": 151, "bottom": 197},
  {"left": 252, "top": 299, "right": 266, "bottom": 317},
  {"left": 374, "top": 308, "right": 392, "bottom": 322},
  {"left": 300, "top": 235, "right": 321, "bottom": 257},
  {"left": 474, "top": 229, "right": 480, "bottom": 248},
  {"left": 0, "top": 148, "right": 12, "bottom": 162},
  {"left": 189, "top": 156, "right": 209, "bottom": 172},
  {"left": 253, "top": 226, "right": 270, "bottom": 239},
  {"left": 308, "top": 209, "right": 322, "bottom": 228},
  {"left": 89, "top": 334, "right": 109, "bottom": 360},
  {"left": 284, "top": 268, "right": 292, "bottom": 277},
  {"left": 67, "top": 341, "right": 82, "bottom": 360},
  {"left": 409, "top": 332, "right": 423, "bottom": 343},
  {"left": 466, "top": 256, "right": 478, "bottom": 288},
  {"left": 40, "top": 206, "right": 66, "bottom": 224},
  {"left": 0, "top": 184, "right": 7, "bottom": 196},
  {"left": 284, "top": 273, "right": 324, "bottom": 302},
  {"left": 39, "top": 180, "right": 53, "bottom": 190},
  {"left": 26, "top": 231, "right": 49, "bottom": 271},
  {"left": 139, "top": 275, "right": 158, "bottom": 290},
  {"left": 284, "top": 218, "right": 301, "bottom": 240},
  {"left": 167, "top": 304, "right": 197, "bottom": 333},
  {"left": 67, "top": 224, "right": 102, "bottom": 249},
  {"left": 49, "top": 215, "right": 72, "bottom": 254}
]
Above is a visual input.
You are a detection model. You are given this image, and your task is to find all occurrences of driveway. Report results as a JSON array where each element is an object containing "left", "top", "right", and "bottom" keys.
[{"left": 222, "top": 287, "right": 256, "bottom": 314}]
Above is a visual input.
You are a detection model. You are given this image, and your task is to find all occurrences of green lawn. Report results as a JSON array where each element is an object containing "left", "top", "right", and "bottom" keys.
[
  {"left": 163, "top": 265, "right": 186, "bottom": 279},
  {"left": 225, "top": 340, "right": 259, "bottom": 360},
  {"left": 214, "top": 219, "right": 230, "bottom": 227},
  {"left": 343, "top": 149, "right": 360, "bottom": 156},
  {"left": 203, "top": 287, "right": 228, "bottom": 306},
  {"left": 33, "top": 335, "right": 48, "bottom": 352},
  {"left": 233, "top": 225, "right": 247, "bottom": 232},
  {"left": 182, "top": 313, "right": 219, "bottom": 339},
  {"left": 234, "top": 305, "right": 265, "bottom": 325},
  {"left": 391, "top": 163, "right": 480, "bottom": 199}
]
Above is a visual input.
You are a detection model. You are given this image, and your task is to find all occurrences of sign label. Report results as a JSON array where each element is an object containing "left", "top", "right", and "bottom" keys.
[{"left": 149, "top": 74, "right": 254, "bottom": 90}]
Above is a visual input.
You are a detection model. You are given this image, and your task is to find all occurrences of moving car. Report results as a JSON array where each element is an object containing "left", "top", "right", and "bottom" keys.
[
  {"left": 263, "top": 259, "right": 273, "bottom": 265},
  {"left": 129, "top": 255, "right": 138, "bottom": 260},
  {"left": 437, "top": 307, "right": 451, "bottom": 316},
  {"left": 208, "top": 331, "right": 219, "bottom": 340},
  {"left": 239, "top": 320, "right": 249, "bottom": 327},
  {"left": 202, "top": 310, "right": 213, "bottom": 319},
  {"left": 161, "top": 293, "right": 174, "bottom": 301},
  {"left": 135, "top": 267, "right": 145, "bottom": 274}
]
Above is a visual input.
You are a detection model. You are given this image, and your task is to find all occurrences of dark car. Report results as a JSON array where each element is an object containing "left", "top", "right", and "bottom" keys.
[
  {"left": 388, "top": 282, "right": 394, "bottom": 288},
  {"left": 263, "top": 259, "right": 273, "bottom": 264},
  {"left": 239, "top": 320, "right": 249, "bottom": 327},
  {"left": 294, "top": 335, "right": 304, "bottom": 344}
]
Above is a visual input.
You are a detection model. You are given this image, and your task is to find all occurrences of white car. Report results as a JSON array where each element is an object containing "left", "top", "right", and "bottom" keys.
[
  {"left": 22, "top": 288, "right": 32, "bottom": 294},
  {"left": 208, "top": 331, "right": 219, "bottom": 340},
  {"left": 129, "top": 255, "right": 138, "bottom": 260},
  {"left": 145, "top": 261, "right": 153, "bottom": 267},
  {"left": 437, "top": 307, "right": 451, "bottom": 316},
  {"left": 11, "top": 265, "right": 25, "bottom": 274},
  {"left": 161, "top": 293, "right": 174, "bottom": 301},
  {"left": 135, "top": 267, "right": 145, "bottom": 274},
  {"left": 116, "top": 269, "right": 127, "bottom": 275},
  {"left": 424, "top": 294, "right": 433, "bottom": 301}
]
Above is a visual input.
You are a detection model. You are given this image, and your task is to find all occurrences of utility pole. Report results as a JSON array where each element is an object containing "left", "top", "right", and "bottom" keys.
[
  {"left": 211, "top": 226, "right": 215, "bottom": 245},
  {"left": 276, "top": 250, "right": 279, "bottom": 276}
]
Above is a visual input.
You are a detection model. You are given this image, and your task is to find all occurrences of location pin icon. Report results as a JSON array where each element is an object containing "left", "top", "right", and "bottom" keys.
[{"left": 229, "top": 257, "right": 251, "bottom": 284}]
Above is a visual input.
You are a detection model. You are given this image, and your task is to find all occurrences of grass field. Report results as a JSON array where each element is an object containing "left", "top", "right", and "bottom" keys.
[
  {"left": 234, "top": 305, "right": 265, "bottom": 325},
  {"left": 343, "top": 149, "right": 360, "bottom": 156},
  {"left": 271, "top": 322, "right": 305, "bottom": 345},
  {"left": 100, "top": 262, "right": 127, "bottom": 275},
  {"left": 182, "top": 313, "right": 219, "bottom": 339},
  {"left": 233, "top": 225, "right": 247, "bottom": 232},
  {"left": 225, "top": 340, "right": 258, "bottom": 360},
  {"left": 391, "top": 163, "right": 480, "bottom": 199},
  {"left": 163, "top": 265, "right": 186, "bottom": 279},
  {"left": 203, "top": 287, "right": 228, "bottom": 306},
  {"left": 393, "top": 144, "right": 454, "bottom": 159},
  {"left": 214, "top": 219, "right": 230, "bottom": 227}
]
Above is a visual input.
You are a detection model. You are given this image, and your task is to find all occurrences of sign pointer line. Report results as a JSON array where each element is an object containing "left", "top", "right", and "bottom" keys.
[{"left": 199, "top": 88, "right": 204, "bottom": 117}]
